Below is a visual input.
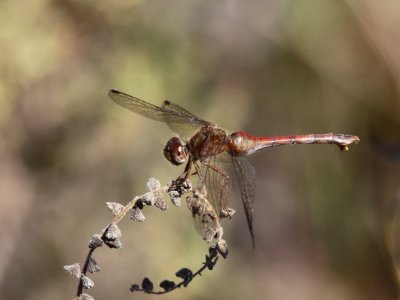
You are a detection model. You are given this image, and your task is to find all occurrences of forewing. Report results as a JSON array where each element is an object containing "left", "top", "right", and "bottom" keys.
[
  {"left": 162, "top": 99, "right": 213, "bottom": 139},
  {"left": 108, "top": 89, "right": 211, "bottom": 138},
  {"left": 232, "top": 156, "right": 256, "bottom": 247},
  {"left": 162, "top": 100, "right": 206, "bottom": 121}
]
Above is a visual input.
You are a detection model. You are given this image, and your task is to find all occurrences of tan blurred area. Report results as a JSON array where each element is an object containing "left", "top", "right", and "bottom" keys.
[{"left": 1, "top": 0, "right": 400, "bottom": 299}]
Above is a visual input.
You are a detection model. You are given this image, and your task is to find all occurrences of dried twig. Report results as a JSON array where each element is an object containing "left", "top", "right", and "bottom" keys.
[{"left": 64, "top": 178, "right": 229, "bottom": 299}]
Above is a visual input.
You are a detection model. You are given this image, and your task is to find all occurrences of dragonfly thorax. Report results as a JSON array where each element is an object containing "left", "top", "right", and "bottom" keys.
[
  {"left": 187, "top": 126, "right": 229, "bottom": 161},
  {"left": 163, "top": 137, "right": 189, "bottom": 165}
]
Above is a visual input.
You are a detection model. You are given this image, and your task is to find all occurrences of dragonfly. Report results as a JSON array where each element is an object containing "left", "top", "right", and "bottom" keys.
[{"left": 108, "top": 89, "right": 360, "bottom": 247}]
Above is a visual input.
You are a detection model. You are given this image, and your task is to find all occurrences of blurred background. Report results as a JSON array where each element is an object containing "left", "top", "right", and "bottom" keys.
[{"left": 1, "top": 0, "right": 400, "bottom": 299}]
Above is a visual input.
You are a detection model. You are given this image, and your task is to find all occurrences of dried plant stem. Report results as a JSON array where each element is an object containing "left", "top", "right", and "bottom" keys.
[
  {"left": 76, "top": 247, "right": 96, "bottom": 298},
  {"left": 132, "top": 252, "right": 219, "bottom": 294},
  {"left": 66, "top": 178, "right": 229, "bottom": 299},
  {"left": 112, "top": 186, "right": 170, "bottom": 224},
  {"left": 72, "top": 182, "right": 193, "bottom": 299}
]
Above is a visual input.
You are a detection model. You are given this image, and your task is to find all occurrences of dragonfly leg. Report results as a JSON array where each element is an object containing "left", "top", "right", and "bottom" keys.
[
  {"left": 178, "top": 159, "right": 193, "bottom": 182},
  {"left": 193, "top": 162, "right": 207, "bottom": 196},
  {"left": 201, "top": 161, "right": 229, "bottom": 179}
]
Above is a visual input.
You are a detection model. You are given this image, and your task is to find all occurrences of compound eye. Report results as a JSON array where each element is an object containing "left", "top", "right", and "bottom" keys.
[{"left": 163, "top": 137, "right": 188, "bottom": 165}]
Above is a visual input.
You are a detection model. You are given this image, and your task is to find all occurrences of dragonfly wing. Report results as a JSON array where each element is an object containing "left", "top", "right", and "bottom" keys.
[
  {"left": 201, "top": 153, "right": 233, "bottom": 215},
  {"left": 191, "top": 154, "right": 233, "bottom": 243},
  {"left": 162, "top": 99, "right": 213, "bottom": 140},
  {"left": 108, "top": 89, "right": 211, "bottom": 138},
  {"left": 162, "top": 100, "right": 205, "bottom": 121},
  {"left": 232, "top": 156, "right": 256, "bottom": 247},
  {"left": 109, "top": 89, "right": 174, "bottom": 121}
]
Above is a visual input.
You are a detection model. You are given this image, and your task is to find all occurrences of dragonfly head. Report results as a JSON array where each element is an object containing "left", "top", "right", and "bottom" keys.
[{"left": 163, "top": 137, "right": 189, "bottom": 165}]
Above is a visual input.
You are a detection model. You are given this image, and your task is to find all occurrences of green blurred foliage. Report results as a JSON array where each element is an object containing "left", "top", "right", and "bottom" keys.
[{"left": 1, "top": 0, "right": 400, "bottom": 299}]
